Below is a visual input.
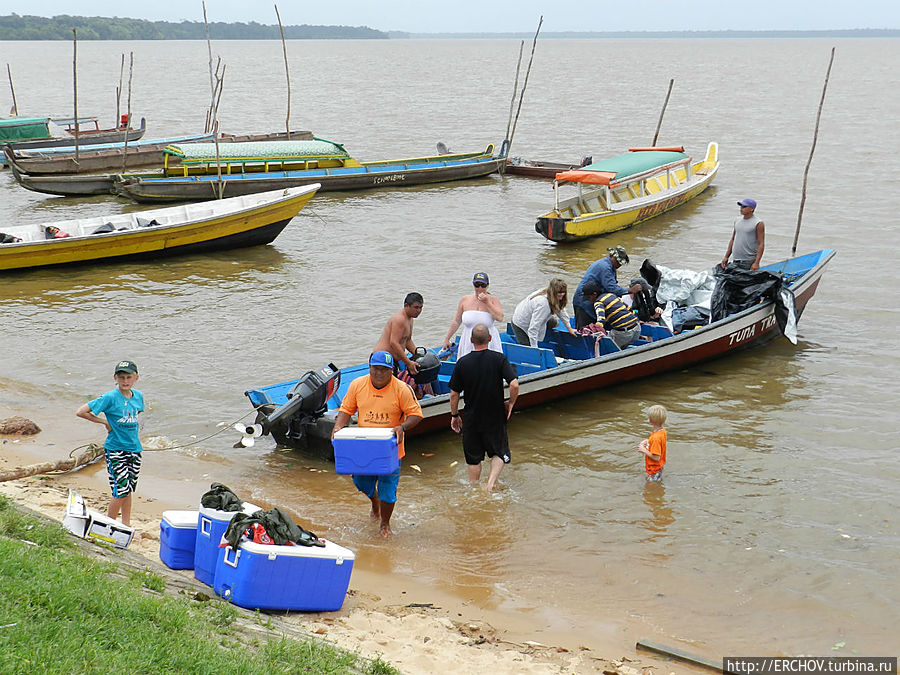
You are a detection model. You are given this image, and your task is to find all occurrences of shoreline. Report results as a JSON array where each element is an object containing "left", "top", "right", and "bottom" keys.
[{"left": 0, "top": 405, "right": 682, "bottom": 674}]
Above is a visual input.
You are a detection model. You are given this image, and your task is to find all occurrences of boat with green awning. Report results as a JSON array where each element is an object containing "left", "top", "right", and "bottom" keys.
[{"left": 535, "top": 143, "right": 719, "bottom": 243}]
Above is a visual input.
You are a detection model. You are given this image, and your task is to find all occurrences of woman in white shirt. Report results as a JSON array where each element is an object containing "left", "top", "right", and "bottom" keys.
[{"left": 511, "top": 278, "right": 579, "bottom": 347}]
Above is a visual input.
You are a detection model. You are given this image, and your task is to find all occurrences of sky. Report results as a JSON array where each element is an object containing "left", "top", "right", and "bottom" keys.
[{"left": 1, "top": 1, "right": 897, "bottom": 33}]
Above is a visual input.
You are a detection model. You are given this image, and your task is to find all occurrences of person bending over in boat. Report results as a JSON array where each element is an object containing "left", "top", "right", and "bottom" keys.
[
  {"left": 331, "top": 351, "right": 423, "bottom": 538},
  {"left": 441, "top": 272, "right": 504, "bottom": 359},
  {"left": 511, "top": 277, "right": 579, "bottom": 347},
  {"left": 628, "top": 277, "right": 663, "bottom": 323},
  {"left": 373, "top": 292, "right": 424, "bottom": 378},
  {"left": 572, "top": 246, "right": 630, "bottom": 329},
  {"left": 721, "top": 198, "right": 765, "bottom": 271},
  {"left": 578, "top": 282, "right": 641, "bottom": 349}
]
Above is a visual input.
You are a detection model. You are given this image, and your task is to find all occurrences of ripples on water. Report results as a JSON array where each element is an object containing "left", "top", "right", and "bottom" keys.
[{"left": 1, "top": 36, "right": 899, "bottom": 656}]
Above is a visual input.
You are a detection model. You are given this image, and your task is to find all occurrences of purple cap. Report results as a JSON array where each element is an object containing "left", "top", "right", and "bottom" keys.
[
  {"left": 369, "top": 350, "right": 394, "bottom": 368},
  {"left": 737, "top": 198, "right": 757, "bottom": 208}
]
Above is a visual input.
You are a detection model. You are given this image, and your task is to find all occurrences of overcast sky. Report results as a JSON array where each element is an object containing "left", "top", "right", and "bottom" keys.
[{"left": 2, "top": 1, "right": 897, "bottom": 32}]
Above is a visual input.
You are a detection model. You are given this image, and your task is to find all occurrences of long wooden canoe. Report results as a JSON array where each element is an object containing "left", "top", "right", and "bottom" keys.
[
  {"left": 114, "top": 143, "right": 504, "bottom": 203},
  {"left": 3, "top": 117, "right": 147, "bottom": 151}
]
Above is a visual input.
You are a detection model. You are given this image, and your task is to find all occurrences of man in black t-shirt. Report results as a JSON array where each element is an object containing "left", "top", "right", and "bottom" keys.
[{"left": 448, "top": 324, "right": 519, "bottom": 492}]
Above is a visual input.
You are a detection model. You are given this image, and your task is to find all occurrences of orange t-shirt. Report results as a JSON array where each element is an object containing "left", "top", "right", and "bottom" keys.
[
  {"left": 644, "top": 428, "right": 667, "bottom": 475},
  {"left": 338, "top": 375, "right": 423, "bottom": 459}
]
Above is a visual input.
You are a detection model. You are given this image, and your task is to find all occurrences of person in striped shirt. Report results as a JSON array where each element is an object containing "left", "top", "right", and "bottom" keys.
[{"left": 580, "top": 281, "right": 641, "bottom": 349}]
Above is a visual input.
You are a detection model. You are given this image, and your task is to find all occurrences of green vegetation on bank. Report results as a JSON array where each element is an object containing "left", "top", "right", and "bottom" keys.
[
  {"left": 0, "top": 496, "right": 398, "bottom": 675},
  {"left": 0, "top": 14, "right": 388, "bottom": 40}
]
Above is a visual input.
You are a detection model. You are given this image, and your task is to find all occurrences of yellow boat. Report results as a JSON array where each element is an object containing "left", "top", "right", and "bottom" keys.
[
  {"left": 0, "top": 184, "right": 319, "bottom": 271},
  {"left": 535, "top": 143, "right": 719, "bottom": 242}
]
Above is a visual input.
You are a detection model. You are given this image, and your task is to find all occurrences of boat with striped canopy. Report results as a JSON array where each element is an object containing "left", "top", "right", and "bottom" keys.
[{"left": 535, "top": 143, "right": 719, "bottom": 242}]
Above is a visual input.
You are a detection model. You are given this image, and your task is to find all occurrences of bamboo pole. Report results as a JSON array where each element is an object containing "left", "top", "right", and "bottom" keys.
[
  {"left": 504, "top": 41, "right": 524, "bottom": 145},
  {"left": 275, "top": 4, "right": 292, "bottom": 141},
  {"left": 201, "top": 1, "right": 225, "bottom": 196},
  {"left": 116, "top": 53, "right": 124, "bottom": 127},
  {"left": 507, "top": 16, "right": 543, "bottom": 156},
  {"left": 0, "top": 444, "right": 104, "bottom": 483},
  {"left": 651, "top": 78, "right": 674, "bottom": 146},
  {"left": 6, "top": 64, "right": 18, "bottom": 116},
  {"left": 203, "top": 1, "right": 216, "bottom": 133},
  {"left": 72, "top": 28, "right": 79, "bottom": 162},
  {"left": 120, "top": 52, "right": 134, "bottom": 173},
  {"left": 791, "top": 47, "right": 835, "bottom": 257}
]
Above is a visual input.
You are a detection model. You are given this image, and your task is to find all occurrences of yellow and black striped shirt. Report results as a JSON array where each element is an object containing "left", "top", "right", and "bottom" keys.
[{"left": 593, "top": 293, "right": 639, "bottom": 331}]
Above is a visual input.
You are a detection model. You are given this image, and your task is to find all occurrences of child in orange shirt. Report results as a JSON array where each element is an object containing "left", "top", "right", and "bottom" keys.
[{"left": 638, "top": 405, "right": 667, "bottom": 482}]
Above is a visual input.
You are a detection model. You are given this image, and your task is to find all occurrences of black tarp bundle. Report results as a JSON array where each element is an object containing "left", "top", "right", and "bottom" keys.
[
  {"left": 200, "top": 482, "right": 244, "bottom": 512},
  {"left": 223, "top": 507, "right": 325, "bottom": 549},
  {"left": 710, "top": 265, "right": 796, "bottom": 339}
]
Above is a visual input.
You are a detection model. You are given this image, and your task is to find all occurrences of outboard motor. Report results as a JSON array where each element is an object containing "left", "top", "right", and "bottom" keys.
[
  {"left": 580, "top": 155, "right": 593, "bottom": 167},
  {"left": 240, "top": 363, "right": 341, "bottom": 448},
  {"left": 410, "top": 348, "right": 440, "bottom": 385}
]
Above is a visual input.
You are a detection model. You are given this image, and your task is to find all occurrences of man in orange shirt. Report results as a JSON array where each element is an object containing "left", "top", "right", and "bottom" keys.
[{"left": 331, "top": 351, "right": 423, "bottom": 538}]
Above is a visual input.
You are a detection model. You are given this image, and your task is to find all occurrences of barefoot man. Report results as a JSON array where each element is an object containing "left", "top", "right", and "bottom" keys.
[
  {"left": 331, "top": 351, "right": 423, "bottom": 538},
  {"left": 448, "top": 324, "right": 519, "bottom": 492},
  {"left": 373, "top": 292, "right": 424, "bottom": 378}
]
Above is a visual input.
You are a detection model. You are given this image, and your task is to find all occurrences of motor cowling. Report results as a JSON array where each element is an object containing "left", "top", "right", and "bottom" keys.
[{"left": 411, "top": 348, "right": 440, "bottom": 385}]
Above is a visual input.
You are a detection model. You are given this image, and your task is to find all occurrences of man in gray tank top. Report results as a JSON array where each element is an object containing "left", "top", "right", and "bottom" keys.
[{"left": 721, "top": 198, "right": 765, "bottom": 270}]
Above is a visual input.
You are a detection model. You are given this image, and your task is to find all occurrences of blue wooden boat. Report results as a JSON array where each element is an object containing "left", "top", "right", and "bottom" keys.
[
  {"left": 239, "top": 250, "right": 835, "bottom": 454},
  {"left": 114, "top": 142, "right": 504, "bottom": 203}
]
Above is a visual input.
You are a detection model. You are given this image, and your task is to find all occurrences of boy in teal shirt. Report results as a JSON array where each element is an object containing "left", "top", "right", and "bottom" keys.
[{"left": 76, "top": 360, "right": 144, "bottom": 526}]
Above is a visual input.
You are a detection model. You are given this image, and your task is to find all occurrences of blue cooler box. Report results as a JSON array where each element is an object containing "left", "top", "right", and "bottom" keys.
[
  {"left": 194, "top": 502, "right": 260, "bottom": 586},
  {"left": 159, "top": 510, "right": 199, "bottom": 570},
  {"left": 332, "top": 427, "right": 399, "bottom": 475},
  {"left": 214, "top": 538, "right": 355, "bottom": 611}
]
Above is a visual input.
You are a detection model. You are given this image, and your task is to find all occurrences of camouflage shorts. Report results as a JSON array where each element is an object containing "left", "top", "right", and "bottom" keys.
[{"left": 105, "top": 449, "right": 142, "bottom": 498}]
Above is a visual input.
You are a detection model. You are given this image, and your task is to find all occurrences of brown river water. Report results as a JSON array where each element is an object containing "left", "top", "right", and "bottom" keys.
[{"left": 1, "top": 37, "right": 898, "bottom": 658}]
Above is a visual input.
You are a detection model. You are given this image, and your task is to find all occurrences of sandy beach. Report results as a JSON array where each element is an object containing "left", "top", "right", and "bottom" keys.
[{"left": 0, "top": 403, "right": 683, "bottom": 675}]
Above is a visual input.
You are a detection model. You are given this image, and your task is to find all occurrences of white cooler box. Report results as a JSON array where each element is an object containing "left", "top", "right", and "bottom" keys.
[
  {"left": 213, "top": 538, "right": 355, "bottom": 611},
  {"left": 193, "top": 502, "right": 260, "bottom": 586}
]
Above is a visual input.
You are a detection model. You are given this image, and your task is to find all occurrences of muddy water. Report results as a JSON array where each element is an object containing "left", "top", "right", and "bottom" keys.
[{"left": 1, "top": 37, "right": 898, "bottom": 657}]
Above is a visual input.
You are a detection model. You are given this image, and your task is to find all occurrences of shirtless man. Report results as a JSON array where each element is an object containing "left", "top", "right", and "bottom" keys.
[{"left": 373, "top": 292, "right": 424, "bottom": 376}]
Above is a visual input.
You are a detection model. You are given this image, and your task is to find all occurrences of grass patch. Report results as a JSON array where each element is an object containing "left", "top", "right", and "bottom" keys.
[{"left": 0, "top": 497, "right": 389, "bottom": 674}]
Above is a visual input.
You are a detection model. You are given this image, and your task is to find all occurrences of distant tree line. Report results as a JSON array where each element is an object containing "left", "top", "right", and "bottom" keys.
[{"left": 0, "top": 14, "right": 389, "bottom": 40}]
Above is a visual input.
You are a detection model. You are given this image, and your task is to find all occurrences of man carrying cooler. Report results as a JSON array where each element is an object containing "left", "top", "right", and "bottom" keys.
[{"left": 331, "top": 351, "right": 422, "bottom": 538}]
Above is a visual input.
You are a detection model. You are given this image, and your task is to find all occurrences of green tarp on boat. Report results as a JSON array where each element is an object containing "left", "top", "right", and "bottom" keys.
[{"left": 0, "top": 117, "right": 51, "bottom": 142}]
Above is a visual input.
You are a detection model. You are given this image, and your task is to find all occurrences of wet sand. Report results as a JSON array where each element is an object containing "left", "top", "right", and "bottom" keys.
[{"left": 0, "top": 402, "right": 685, "bottom": 675}]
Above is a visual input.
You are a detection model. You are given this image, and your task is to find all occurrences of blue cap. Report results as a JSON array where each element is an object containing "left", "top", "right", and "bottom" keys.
[
  {"left": 737, "top": 198, "right": 757, "bottom": 208},
  {"left": 473, "top": 272, "right": 489, "bottom": 285},
  {"left": 369, "top": 350, "right": 394, "bottom": 368}
]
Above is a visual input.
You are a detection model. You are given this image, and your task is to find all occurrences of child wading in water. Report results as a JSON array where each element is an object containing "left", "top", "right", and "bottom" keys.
[
  {"left": 76, "top": 360, "right": 144, "bottom": 526},
  {"left": 638, "top": 405, "right": 667, "bottom": 482}
]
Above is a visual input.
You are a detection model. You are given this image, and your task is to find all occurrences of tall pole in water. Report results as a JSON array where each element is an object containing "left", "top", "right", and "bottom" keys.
[
  {"left": 275, "top": 4, "right": 292, "bottom": 140},
  {"left": 791, "top": 47, "right": 835, "bottom": 257},
  {"left": 6, "top": 64, "right": 18, "bottom": 116},
  {"left": 72, "top": 28, "right": 79, "bottom": 162},
  {"left": 652, "top": 78, "right": 675, "bottom": 147}
]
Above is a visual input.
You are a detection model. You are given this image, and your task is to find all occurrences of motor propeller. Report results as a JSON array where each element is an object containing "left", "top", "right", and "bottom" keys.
[{"left": 232, "top": 423, "right": 264, "bottom": 447}]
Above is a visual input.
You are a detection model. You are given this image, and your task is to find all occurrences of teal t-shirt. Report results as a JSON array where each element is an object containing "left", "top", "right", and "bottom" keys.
[{"left": 88, "top": 388, "right": 144, "bottom": 452}]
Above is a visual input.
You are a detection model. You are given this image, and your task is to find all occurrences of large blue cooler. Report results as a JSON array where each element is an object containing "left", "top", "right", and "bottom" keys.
[
  {"left": 214, "top": 538, "right": 355, "bottom": 611},
  {"left": 194, "top": 502, "right": 260, "bottom": 586},
  {"left": 332, "top": 427, "right": 399, "bottom": 475},
  {"left": 159, "top": 510, "right": 199, "bottom": 570}
]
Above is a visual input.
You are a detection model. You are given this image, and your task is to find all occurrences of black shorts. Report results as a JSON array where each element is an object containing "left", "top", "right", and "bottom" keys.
[{"left": 461, "top": 423, "right": 511, "bottom": 466}]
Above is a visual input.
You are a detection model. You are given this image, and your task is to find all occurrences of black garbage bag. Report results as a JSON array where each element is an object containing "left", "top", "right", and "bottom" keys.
[
  {"left": 200, "top": 482, "right": 244, "bottom": 512},
  {"left": 223, "top": 507, "right": 325, "bottom": 549},
  {"left": 639, "top": 259, "right": 662, "bottom": 290},
  {"left": 710, "top": 265, "right": 783, "bottom": 322}
]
